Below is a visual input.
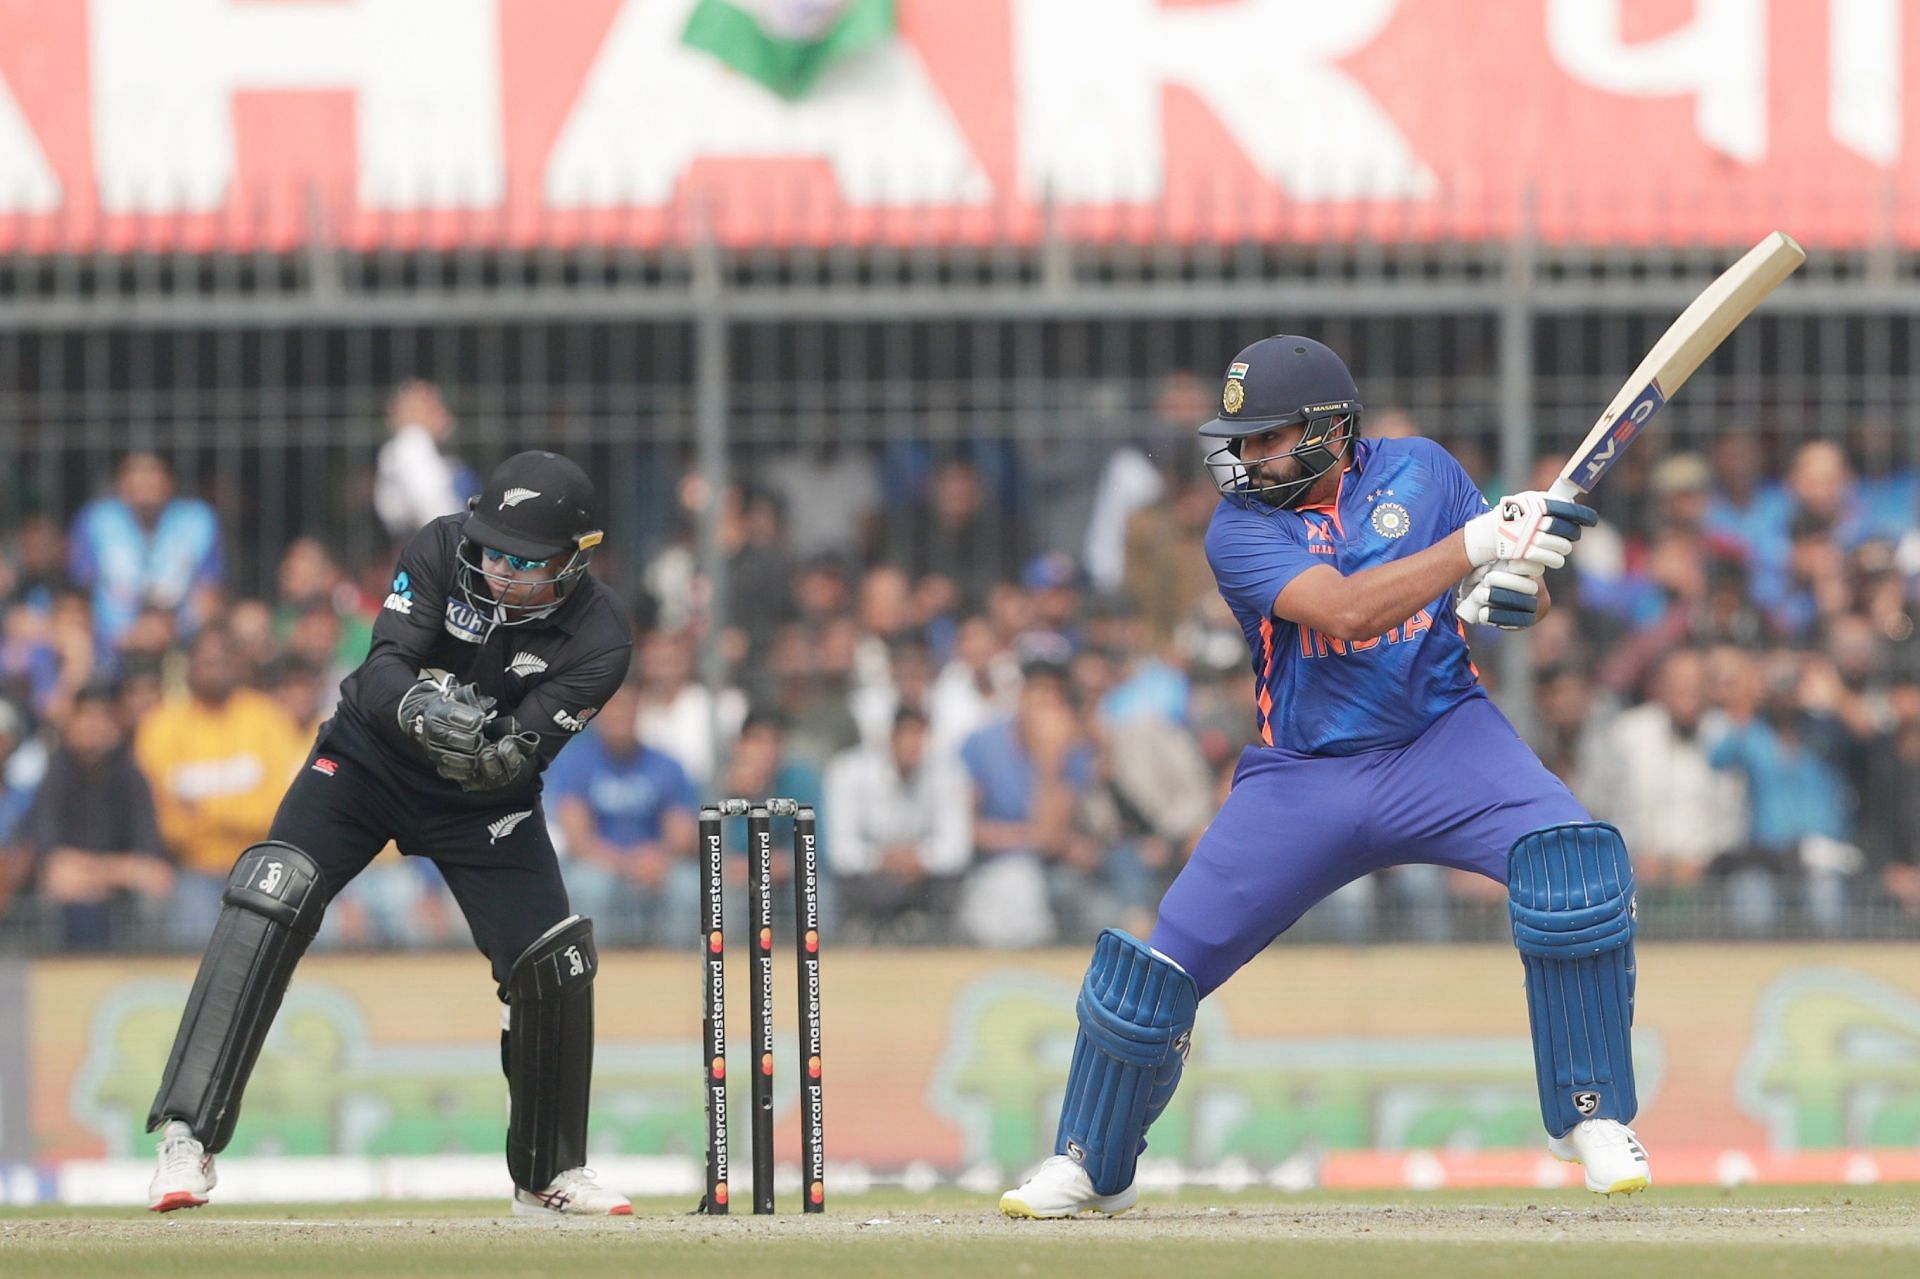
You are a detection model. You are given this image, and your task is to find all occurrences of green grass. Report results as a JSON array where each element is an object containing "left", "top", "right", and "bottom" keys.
[{"left": 3, "top": 1186, "right": 1915, "bottom": 1279}]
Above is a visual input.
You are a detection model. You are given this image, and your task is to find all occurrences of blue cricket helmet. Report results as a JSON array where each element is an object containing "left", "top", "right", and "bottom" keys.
[{"left": 1198, "top": 335, "right": 1363, "bottom": 510}]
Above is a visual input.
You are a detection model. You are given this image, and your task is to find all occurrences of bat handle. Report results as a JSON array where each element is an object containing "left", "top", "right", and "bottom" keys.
[{"left": 1546, "top": 477, "right": 1582, "bottom": 503}]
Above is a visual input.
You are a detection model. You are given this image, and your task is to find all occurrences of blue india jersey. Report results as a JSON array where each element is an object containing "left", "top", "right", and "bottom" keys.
[{"left": 1205, "top": 437, "right": 1492, "bottom": 755}]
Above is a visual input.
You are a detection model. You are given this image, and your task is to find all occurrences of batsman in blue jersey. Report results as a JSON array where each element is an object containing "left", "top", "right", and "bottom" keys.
[{"left": 1001, "top": 335, "right": 1650, "bottom": 1218}]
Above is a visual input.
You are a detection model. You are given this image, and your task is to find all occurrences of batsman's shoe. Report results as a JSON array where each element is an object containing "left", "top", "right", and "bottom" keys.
[
  {"left": 1548, "top": 1119, "right": 1652, "bottom": 1195},
  {"left": 511, "top": 1167, "right": 633, "bottom": 1217},
  {"left": 148, "top": 1119, "right": 216, "bottom": 1212},
  {"left": 999, "top": 1155, "right": 1137, "bottom": 1219}
]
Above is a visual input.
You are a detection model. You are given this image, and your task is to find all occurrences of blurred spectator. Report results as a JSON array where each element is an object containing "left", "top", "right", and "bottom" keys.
[
  {"left": 1071, "top": 647, "right": 1212, "bottom": 936},
  {"left": 1182, "top": 658, "right": 1258, "bottom": 777},
  {"left": 1849, "top": 540, "right": 1914, "bottom": 648},
  {"left": 119, "top": 604, "right": 180, "bottom": 670},
  {"left": 957, "top": 661, "right": 1100, "bottom": 947},
  {"left": 3, "top": 514, "right": 70, "bottom": 611},
  {"left": 115, "top": 653, "right": 166, "bottom": 728},
  {"left": 1740, "top": 442, "right": 1870, "bottom": 631},
  {"left": 1785, "top": 440, "right": 1867, "bottom": 540},
  {"left": 68, "top": 452, "right": 223, "bottom": 650},
  {"left": 373, "top": 379, "right": 475, "bottom": 539},
  {"left": 548, "top": 679, "right": 698, "bottom": 946},
  {"left": 1594, "top": 456, "right": 1752, "bottom": 694},
  {"left": 776, "top": 616, "right": 863, "bottom": 770},
  {"left": 727, "top": 486, "right": 794, "bottom": 667},
  {"left": 0, "top": 697, "right": 33, "bottom": 839},
  {"left": 23, "top": 684, "right": 171, "bottom": 949},
  {"left": 2, "top": 588, "right": 84, "bottom": 718},
  {"left": 0, "top": 696, "right": 43, "bottom": 916},
  {"left": 1846, "top": 420, "right": 1917, "bottom": 542},
  {"left": 261, "top": 655, "right": 327, "bottom": 735},
  {"left": 715, "top": 712, "right": 821, "bottom": 819},
  {"left": 851, "top": 634, "right": 936, "bottom": 750},
  {"left": 1704, "top": 431, "right": 1784, "bottom": 565},
  {"left": 226, "top": 598, "right": 278, "bottom": 675},
  {"left": 1083, "top": 372, "right": 1209, "bottom": 594},
  {"left": 635, "top": 628, "right": 746, "bottom": 788},
  {"left": 711, "top": 712, "right": 825, "bottom": 926},
  {"left": 132, "top": 626, "right": 308, "bottom": 945},
  {"left": 823, "top": 708, "right": 971, "bottom": 943},
  {"left": 1861, "top": 669, "right": 1920, "bottom": 917},
  {"left": 1018, "top": 553, "right": 1084, "bottom": 660},
  {"left": 1765, "top": 511, "right": 1852, "bottom": 640},
  {"left": 283, "top": 604, "right": 353, "bottom": 720},
  {"left": 1096, "top": 610, "right": 1189, "bottom": 729},
  {"left": 1124, "top": 476, "right": 1218, "bottom": 647},
  {"left": 1707, "top": 652, "right": 1864, "bottom": 934},
  {"left": 927, "top": 614, "right": 1019, "bottom": 760},
  {"left": 853, "top": 565, "right": 918, "bottom": 675},
  {"left": 1586, "top": 648, "right": 1746, "bottom": 891},
  {"left": 639, "top": 475, "right": 703, "bottom": 636},
  {"left": 1527, "top": 663, "right": 1602, "bottom": 798},
  {"left": 888, "top": 457, "right": 1022, "bottom": 613},
  {"left": 762, "top": 440, "right": 879, "bottom": 564},
  {"left": 790, "top": 557, "right": 851, "bottom": 629},
  {"left": 276, "top": 537, "right": 374, "bottom": 672},
  {"left": 1024, "top": 421, "right": 1106, "bottom": 569}
]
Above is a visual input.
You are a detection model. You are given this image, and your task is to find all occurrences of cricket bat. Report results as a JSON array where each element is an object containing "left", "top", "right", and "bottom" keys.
[{"left": 1548, "top": 230, "right": 1806, "bottom": 503}]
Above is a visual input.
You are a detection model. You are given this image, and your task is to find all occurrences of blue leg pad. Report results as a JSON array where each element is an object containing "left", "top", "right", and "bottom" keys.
[
  {"left": 1055, "top": 929, "right": 1198, "bottom": 1197},
  {"left": 1509, "top": 822, "right": 1639, "bottom": 1137}
]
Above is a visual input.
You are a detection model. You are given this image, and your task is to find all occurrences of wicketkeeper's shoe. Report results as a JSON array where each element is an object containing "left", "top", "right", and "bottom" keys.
[
  {"left": 999, "top": 1155, "right": 1137, "bottom": 1219},
  {"left": 1548, "top": 1118, "right": 1652, "bottom": 1195},
  {"left": 511, "top": 1167, "right": 633, "bottom": 1217},
  {"left": 148, "top": 1119, "right": 216, "bottom": 1212}
]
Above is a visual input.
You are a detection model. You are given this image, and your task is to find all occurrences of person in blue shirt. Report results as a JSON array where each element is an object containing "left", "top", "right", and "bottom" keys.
[
  {"left": 958, "top": 661, "right": 1101, "bottom": 947},
  {"left": 68, "top": 453, "right": 223, "bottom": 651},
  {"left": 1003, "top": 335, "right": 1649, "bottom": 1219},
  {"left": 547, "top": 677, "right": 697, "bottom": 946},
  {"left": 1706, "top": 655, "right": 1860, "bottom": 935}
]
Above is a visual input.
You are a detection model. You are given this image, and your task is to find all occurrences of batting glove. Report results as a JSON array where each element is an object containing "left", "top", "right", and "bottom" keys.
[
  {"left": 1455, "top": 561, "right": 1545, "bottom": 630},
  {"left": 1463, "top": 491, "right": 1596, "bottom": 571}
]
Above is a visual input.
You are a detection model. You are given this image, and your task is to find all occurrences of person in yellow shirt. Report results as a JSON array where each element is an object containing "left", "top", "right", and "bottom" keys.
[{"left": 133, "top": 625, "right": 307, "bottom": 945}]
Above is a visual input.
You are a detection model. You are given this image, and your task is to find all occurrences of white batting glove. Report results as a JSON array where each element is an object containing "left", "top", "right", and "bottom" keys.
[
  {"left": 1455, "top": 561, "right": 1546, "bottom": 629},
  {"left": 1462, "top": 491, "right": 1597, "bottom": 571}
]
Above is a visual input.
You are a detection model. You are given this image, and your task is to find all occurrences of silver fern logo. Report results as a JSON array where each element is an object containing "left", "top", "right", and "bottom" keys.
[
  {"left": 508, "top": 652, "right": 549, "bottom": 677},
  {"left": 498, "top": 487, "right": 540, "bottom": 509},
  {"left": 488, "top": 810, "right": 534, "bottom": 844}
]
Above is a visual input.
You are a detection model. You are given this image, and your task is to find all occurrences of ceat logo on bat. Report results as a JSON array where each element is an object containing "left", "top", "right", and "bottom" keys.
[{"left": 1581, "top": 385, "right": 1666, "bottom": 484}]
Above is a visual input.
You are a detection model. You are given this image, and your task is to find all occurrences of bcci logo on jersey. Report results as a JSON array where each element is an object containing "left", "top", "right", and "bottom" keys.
[{"left": 1370, "top": 501, "right": 1411, "bottom": 539}]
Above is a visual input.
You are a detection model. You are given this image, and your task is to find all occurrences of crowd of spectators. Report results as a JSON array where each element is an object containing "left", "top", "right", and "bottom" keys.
[{"left": 3, "top": 377, "right": 1919, "bottom": 953}]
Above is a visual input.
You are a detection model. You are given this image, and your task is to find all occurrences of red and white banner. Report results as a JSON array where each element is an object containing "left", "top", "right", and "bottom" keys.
[{"left": 1, "top": 0, "right": 1917, "bottom": 252}]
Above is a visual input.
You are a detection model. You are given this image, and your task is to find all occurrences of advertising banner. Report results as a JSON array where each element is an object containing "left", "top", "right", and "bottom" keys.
[
  {"left": 1, "top": 1, "right": 1916, "bottom": 251},
  {"left": 6, "top": 943, "right": 1920, "bottom": 1203}
]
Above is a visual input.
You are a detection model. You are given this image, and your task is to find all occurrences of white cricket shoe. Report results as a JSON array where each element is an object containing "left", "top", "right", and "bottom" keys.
[
  {"left": 1548, "top": 1118, "right": 1652, "bottom": 1195},
  {"left": 511, "top": 1167, "right": 633, "bottom": 1217},
  {"left": 148, "top": 1119, "right": 216, "bottom": 1212},
  {"left": 999, "top": 1155, "right": 1137, "bottom": 1219}
]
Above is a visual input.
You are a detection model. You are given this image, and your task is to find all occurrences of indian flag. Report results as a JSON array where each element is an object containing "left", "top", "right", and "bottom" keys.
[{"left": 681, "top": 0, "right": 897, "bottom": 101}]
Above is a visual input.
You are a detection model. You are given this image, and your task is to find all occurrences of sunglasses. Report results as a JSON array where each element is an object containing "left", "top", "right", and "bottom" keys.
[{"left": 482, "top": 548, "right": 552, "bottom": 572}]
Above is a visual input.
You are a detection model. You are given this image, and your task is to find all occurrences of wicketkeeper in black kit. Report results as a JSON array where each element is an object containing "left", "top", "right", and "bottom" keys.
[{"left": 147, "top": 451, "right": 637, "bottom": 1216}]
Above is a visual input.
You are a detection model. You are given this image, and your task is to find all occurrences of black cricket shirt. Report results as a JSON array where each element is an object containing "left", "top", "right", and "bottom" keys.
[{"left": 332, "top": 513, "right": 632, "bottom": 808}]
